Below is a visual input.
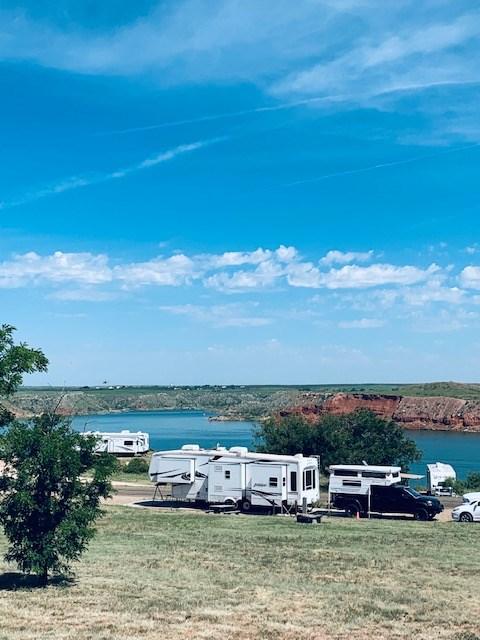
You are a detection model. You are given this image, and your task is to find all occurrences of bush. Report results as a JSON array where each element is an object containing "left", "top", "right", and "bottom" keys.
[
  {"left": 444, "top": 472, "right": 480, "bottom": 495},
  {"left": 255, "top": 409, "right": 421, "bottom": 472},
  {"left": 124, "top": 457, "right": 149, "bottom": 474}
]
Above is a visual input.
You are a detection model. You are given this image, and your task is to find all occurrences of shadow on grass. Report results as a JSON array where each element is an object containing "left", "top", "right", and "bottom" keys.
[{"left": 0, "top": 572, "right": 75, "bottom": 591}]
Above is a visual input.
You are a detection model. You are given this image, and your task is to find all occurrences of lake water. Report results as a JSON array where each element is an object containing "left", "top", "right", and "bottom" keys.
[{"left": 72, "top": 410, "right": 480, "bottom": 479}]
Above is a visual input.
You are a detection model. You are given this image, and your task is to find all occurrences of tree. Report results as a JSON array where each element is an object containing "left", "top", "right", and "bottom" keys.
[
  {"left": 0, "top": 413, "right": 116, "bottom": 585},
  {"left": 255, "top": 409, "right": 421, "bottom": 472},
  {"left": 0, "top": 324, "right": 48, "bottom": 425}
]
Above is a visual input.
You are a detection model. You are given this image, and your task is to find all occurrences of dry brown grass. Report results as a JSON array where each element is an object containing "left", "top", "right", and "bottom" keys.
[{"left": 0, "top": 507, "right": 479, "bottom": 640}]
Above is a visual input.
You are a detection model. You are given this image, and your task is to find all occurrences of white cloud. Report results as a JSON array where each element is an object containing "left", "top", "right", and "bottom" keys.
[
  {"left": 160, "top": 303, "right": 272, "bottom": 327},
  {"left": 0, "top": 247, "right": 456, "bottom": 305},
  {"left": 320, "top": 249, "right": 374, "bottom": 266},
  {"left": 115, "top": 254, "right": 197, "bottom": 287},
  {"left": 286, "top": 262, "right": 440, "bottom": 290},
  {"left": 339, "top": 318, "right": 385, "bottom": 329},
  {"left": 460, "top": 266, "right": 480, "bottom": 289},
  {"left": 204, "top": 259, "right": 284, "bottom": 292},
  {"left": 318, "top": 263, "right": 440, "bottom": 289},
  {"left": 0, "top": 251, "right": 111, "bottom": 288}
]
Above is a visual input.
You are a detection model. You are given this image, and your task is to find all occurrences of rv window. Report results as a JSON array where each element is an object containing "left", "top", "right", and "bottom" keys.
[
  {"left": 342, "top": 479, "right": 361, "bottom": 487},
  {"left": 392, "top": 472, "right": 400, "bottom": 478},
  {"left": 290, "top": 471, "right": 297, "bottom": 492},
  {"left": 283, "top": 477, "right": 286, "bottom": 487},
  {"left": 304, "top": 469, "right": 314, "bottom": 490},
  {"left": 225, "top": 470, "right": 231, "bottom": 479},
  {"left": 334, "top": 469, "right": 359, "bottom": 477},
  {"left": 123, "top": 440, "right": 134, "bottom": 446},
  {"left": 103, "top": 439, "right": 108, "bottom": 443},
  {"left": 361, "top": 471, "right": 386, "bottom": 479},
  {"left": 269, "top": 477, "right": 278, "bottom": 487}
]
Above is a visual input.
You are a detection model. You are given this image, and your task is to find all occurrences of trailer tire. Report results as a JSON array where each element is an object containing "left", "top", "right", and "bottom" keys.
[
  {"left": 241, "top": 499, "right": 252, "bottom": 513},
  {"left": 414, "top": 509, "right": 429, "bottom": 521},
  {"left": 345, "top": 502, "right": 362, "bottom": 518}
]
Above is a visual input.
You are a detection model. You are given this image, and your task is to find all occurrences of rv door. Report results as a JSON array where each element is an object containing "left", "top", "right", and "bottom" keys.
[
  {"left": 207, "top": 461, "right": 246, "bottom": 504},
  {"left": 250, "top": 464, "right": 287, "bottom": 508}
]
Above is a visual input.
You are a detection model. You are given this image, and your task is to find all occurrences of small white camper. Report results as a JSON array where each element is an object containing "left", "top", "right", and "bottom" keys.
[
  {"left": 84, "top": 430, "right": 149, "bottom": 456},
  {"left": 149, "top": 444, "right": 320, "bottom": 511},
  {"left": 426, "top": 462, "right": 456, "bottom": 495}
]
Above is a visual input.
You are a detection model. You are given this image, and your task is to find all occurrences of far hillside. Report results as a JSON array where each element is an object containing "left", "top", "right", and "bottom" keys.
[{"left": 9, "top": 381, "right": 480, "bottom": 420}]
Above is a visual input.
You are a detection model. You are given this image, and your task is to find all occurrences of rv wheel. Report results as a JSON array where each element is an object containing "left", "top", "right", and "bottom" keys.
[
  {"left": 414, "top": 509, "right": 429, "bottom": 521},
  {"left": 241, "top": 499, "right": 252, "bottom": 513}
]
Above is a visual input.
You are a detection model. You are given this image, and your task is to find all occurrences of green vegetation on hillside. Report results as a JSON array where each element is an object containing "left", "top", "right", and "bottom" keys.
[{"left": 0, "top": 506, "right": 478, "bottom": 640}]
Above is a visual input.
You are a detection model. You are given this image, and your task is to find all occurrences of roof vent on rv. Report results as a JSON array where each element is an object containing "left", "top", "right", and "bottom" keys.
[
  {"left": 181, "top": 444, "right": 200, "bottom": 451},
  {"left": 229, "top": 446, "right": 248, "bottom": 456}
]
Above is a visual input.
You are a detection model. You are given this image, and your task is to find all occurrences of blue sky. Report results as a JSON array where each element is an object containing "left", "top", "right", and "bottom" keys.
[{"left": 1, "top": 0, "right": 480, "bottom": 385}]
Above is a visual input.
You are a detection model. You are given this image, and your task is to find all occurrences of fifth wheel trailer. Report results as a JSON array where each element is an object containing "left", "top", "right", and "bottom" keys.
[
  {"left": 84, "top": 430, "right": 149, "bottom": 456},
  {"left": 149, "top": 444, "right": 320, "bottom": 511}
]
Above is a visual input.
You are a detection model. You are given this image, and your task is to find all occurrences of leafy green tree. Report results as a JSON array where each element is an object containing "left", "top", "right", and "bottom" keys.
[
  {"left": 255, "top": 414, "right": 319, "bottom": 456},
  {"left": 0, "top": 413, "right": 116, "bottom": 585},
  {"left": 0, "top": 324, "right": 48, "bottom": 425},
  {"left": 256, "top": 409, "right": 421, "bottom": 472}
]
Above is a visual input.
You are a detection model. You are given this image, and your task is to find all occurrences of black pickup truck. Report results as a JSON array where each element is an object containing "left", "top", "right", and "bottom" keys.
[{"left": 332, "top": 484, "right": 444, "bottom": 520}]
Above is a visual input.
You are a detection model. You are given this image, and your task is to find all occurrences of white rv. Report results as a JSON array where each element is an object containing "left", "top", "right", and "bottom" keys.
[
  {"left": 149, "top": 444, "right": 320, "bottom": 511},
  {"left": 84, "top": 430, "right": 149, "bottom": 456},
  {"left": 426, "top": 462, "right": 456, "bottom": 495}
]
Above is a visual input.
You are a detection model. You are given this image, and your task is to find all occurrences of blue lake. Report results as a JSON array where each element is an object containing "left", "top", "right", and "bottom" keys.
[{"left": 72, "top": 410, "right": 480, "bottom": 479}]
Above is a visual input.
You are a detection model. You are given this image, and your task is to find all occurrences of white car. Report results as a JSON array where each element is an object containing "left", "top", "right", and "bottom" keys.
[{"left": 452, "top": 498, "right": 480, "bottom": 523}]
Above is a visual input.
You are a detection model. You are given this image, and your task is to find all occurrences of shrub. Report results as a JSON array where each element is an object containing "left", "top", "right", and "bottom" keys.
[{"left": 124, "top": 457, "right": 149, "bottom": 474}]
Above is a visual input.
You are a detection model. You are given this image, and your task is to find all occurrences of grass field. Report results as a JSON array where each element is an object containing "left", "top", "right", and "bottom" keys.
[{"left": 0, "top": 507, "right": 479, "bottom": 640}]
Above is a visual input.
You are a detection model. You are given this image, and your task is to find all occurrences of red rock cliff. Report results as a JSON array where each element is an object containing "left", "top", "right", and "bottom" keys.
[{"left": 282, "top": 392, "right": 480, "bottom": 431}]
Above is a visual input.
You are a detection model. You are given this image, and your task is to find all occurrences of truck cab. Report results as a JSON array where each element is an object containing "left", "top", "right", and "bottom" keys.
[{"left": 370, "top": 485, "right": 443, "bottom": 520}]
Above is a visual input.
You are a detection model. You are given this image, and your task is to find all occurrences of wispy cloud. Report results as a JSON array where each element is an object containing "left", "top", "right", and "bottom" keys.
[
  {"left": 285, "top": 143, "right": 480, "bottom": 187},
  {"left": 1, "top": 3, "right": 479, "bottom": 142},
  {"left": 0, "top": 139, "right": 219, "bottom": 209},
  {"left": 100, "top": 96, "right": 343, "bottom": 135},
  {"left": 160, "top": 303, "right": 272, "bottom": 328},
  {"left": 339, "top": 318, "right": 385, "bottom": 329}
]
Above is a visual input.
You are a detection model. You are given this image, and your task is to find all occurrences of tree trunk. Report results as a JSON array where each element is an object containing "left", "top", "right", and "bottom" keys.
[{"left": 39, "top": 565, "right": 48, "bottom": 587}]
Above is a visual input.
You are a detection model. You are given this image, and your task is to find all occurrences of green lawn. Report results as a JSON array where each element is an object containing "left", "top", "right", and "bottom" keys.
[{"left": 0, "top": 507, "right": 479, "bottom": 640}]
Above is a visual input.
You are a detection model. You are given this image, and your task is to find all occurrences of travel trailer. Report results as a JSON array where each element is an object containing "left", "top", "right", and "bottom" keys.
[
  {"left": 329, "top": 464, "right": 443, "bottom": 520},
  {"left": 149, "top": 444, "right": 320, "bottom": 511},
  {"left": 84, "top": 430, "right": 149, "bottom": 456},
  {"left": 426, "top": 462, "right": 456, "bottom": 495}
]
